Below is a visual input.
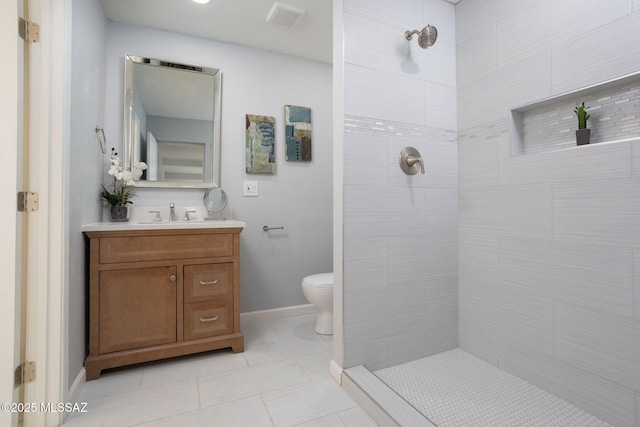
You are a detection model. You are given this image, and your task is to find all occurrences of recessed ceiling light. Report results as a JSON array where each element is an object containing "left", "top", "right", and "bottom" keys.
[{"left": 192, "top": 0, "right": 210, "bottom": 4}]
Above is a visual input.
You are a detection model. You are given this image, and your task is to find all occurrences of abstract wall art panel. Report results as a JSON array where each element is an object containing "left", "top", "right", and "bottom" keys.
[
  {"left": 284, "top": 105, "right": 312, "bottom": 162},
  {"left": 246, "top": 114, "right": 276, "bottom": 174}
]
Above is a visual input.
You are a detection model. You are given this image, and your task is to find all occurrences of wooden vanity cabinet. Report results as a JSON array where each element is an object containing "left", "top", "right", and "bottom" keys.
[{"left": 83, "top": 227, "right": 244, "bottom": 380}]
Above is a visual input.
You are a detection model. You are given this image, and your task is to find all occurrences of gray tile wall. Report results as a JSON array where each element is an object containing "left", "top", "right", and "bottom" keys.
[
  {"left": 457, "top": 1, "right": 640, "bottom": 426},
  {"left": 341, "top": 0, "right": 458, "bottom": 371}
]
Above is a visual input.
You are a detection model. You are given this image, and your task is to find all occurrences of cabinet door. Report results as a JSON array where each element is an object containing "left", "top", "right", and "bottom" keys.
[{"left": 99, "top": 266, "right": 177, "bottom": 354}]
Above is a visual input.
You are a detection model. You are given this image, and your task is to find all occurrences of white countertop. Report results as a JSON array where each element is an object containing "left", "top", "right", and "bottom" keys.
[{"left": 82, "top": 219, "right": 246, "bottom": 232}]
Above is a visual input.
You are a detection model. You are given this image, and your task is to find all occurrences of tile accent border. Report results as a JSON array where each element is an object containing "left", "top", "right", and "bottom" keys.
[{"left": 345, "top": 114, "right": 456, "bottom": 143}]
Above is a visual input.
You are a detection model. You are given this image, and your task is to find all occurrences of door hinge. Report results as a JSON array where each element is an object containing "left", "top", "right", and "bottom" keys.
[
  {"left": 14, "top": 361, "right": 36, "bottom": 387},
  {"left": 18, "top": 17, "right": 40, "bottom": 43},
  {"left": 17, "top": 191, "right": 39, "bottom": 213}
]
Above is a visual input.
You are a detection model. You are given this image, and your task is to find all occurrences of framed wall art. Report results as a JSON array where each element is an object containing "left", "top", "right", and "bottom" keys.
[
  {"left": 284, "top": 105, "right": 311, "bottom": 162},
  {"left": 245, "top": 114, "right": 276, "bottom": 174}
]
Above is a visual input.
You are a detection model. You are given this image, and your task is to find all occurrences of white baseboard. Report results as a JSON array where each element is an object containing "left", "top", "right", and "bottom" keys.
[
  {"left": 329, "top": 359, "right": 343, "bottom": 385},
  {"left": 240, "top": 303, "right": 316, "bottom": 323},
  {"left": 68, "top": 367, "right": 86, "bottom": 403},
  {"left": 62, "top": 367, "right": 86, "bottom": 424}
]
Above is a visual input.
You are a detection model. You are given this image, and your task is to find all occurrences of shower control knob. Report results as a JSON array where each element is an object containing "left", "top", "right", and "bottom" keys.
[{"left": 400, "top": 147, "right": 425, "bottom": 175}]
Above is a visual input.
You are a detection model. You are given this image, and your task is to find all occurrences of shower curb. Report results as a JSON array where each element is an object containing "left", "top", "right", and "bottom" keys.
[{"left": 342, "top": 365, "right": 435, "bottom": 427}]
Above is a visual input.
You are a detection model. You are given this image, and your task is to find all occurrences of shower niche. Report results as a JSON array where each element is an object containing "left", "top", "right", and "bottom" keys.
[{"left": 510, "top": 71, "right": 640, "bottom": 156}]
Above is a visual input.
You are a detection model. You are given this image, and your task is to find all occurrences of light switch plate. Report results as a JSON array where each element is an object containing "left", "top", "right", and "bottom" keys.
[{"left": 243, "top": 181, "right": 258, "bottom": 196}]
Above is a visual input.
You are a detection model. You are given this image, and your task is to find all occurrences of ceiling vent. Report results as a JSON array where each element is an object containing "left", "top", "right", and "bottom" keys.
[{"left": 266, "top": 2, "right": 306, "bottom": 29}]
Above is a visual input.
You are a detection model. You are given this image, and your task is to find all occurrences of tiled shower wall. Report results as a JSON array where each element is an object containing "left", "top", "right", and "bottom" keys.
[
  {"left": 341, "top": 0, "right": 458, "bottom": 370},
  {"left": 457, "top": 1, "right": 640, "bottom": 426}
]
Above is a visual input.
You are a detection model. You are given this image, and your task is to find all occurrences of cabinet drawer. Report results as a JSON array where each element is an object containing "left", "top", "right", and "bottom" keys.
[
  {"left": 184, "top": 302, "right": 233, "bottom": 340},
  {"left": 99, "top": 233, "right": 233, "bottom": 264},
  {"left": 184, "top": 263, "right": 233, "bottom": 303}
]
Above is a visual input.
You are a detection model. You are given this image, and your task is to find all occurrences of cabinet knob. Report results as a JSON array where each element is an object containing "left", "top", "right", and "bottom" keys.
[{"left": 169, "top": 275, "right": 177, "bottom": 282}]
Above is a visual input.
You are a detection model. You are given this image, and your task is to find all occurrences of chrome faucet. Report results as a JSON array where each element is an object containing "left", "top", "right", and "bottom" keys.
[{"left": 168, "top": 202, "right": 176, "bottom": 221}]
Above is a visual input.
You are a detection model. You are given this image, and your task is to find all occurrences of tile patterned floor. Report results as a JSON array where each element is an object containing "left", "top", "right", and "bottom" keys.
[
  {"left": 375, "top": 348, "right": 611, "bottom": 427},
  {"left": 62, "top": 314, "right": 376, "bottom": 427}
]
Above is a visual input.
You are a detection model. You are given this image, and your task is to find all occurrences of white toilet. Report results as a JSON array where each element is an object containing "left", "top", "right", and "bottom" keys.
[{"left": 301, "top": 273, "right": 334, "bottom": 335}]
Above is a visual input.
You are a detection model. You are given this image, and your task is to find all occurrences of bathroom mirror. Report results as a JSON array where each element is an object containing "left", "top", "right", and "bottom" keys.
[{"left": 123, "top": 54, "right": 222, "bottom": 188}]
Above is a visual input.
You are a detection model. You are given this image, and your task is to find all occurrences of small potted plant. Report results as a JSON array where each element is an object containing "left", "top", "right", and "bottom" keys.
[
  {"left": 574, "top": 102, "right": 591, "bottom": 146},
  {"left": 100, "top": 148, "right": 147, "bottom": 221}
]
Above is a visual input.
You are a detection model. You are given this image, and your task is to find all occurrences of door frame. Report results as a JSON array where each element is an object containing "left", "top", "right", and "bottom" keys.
[
  {"left": 1, "top": 0, "right": 71, "bottom": 426},
  {"left": 25, "top": 0, "right": 71, "bottom": 425},
  {"left": 0, "top": 0, "right": 22, "bottom": 423}
]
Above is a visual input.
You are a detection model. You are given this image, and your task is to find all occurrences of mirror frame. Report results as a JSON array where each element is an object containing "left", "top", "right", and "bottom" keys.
[{"left": 123, "top": 54, "right": 222, "bottom": 188}]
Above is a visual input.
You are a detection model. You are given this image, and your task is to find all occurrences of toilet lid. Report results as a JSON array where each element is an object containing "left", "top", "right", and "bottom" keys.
[{"left": 302, "top": 273, "right": 333, "bottom": 288}]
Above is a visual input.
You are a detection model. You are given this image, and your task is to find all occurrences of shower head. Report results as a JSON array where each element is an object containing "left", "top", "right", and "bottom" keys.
[{"left": 405, "top": 25, "right": 438, "bottom": 49}]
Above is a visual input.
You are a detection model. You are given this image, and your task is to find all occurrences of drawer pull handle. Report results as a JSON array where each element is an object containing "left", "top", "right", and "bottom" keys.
[
  {"left": 169, "top": 275, "right": 177, "bottom": 282},
  {"left": 200, "top": 316, "right": 218, "bottom": 323},
  {"left": 200, "top": 280, "right": 219, "bottom": 286}
]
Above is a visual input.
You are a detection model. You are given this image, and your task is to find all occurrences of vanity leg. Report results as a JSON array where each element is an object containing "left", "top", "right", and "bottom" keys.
[
  {"left": 231, "top": 337, "right": 244, "bottom": 353},
  {"left": 84, "top": 364, "right": 101, "bottom": 381}
]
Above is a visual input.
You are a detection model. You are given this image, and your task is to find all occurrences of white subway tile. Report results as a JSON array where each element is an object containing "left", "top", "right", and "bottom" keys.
[
  {"left": 344, "top": 184, "right": 427, "bottom": 237},
  {"left": 461, "top": 183, "right": 552, "bottom": 240},
  {"left": 344, "top": 236, "right": 388, "bottom": 292},
  {"left": 553, "top": 177, "right": 640, "bottom": 247},
  {"left": 458, "top": 294, "right": 500, "bottom": 365},
  {"left": 501, "top": 140, "right": 632, "bottom": 185},
  {"left": 633, "top": 249, "right": 640, "bottom": 321},
  {"left": 345, "top": 64, "right": 425, "bottom": 125},
  {"left": 425, "top": 188, "right": 458, "bottom": 234},
  {"left": 496, "top": 183, "right": 553, "bottom": 240},
  {"left": 631, "top": 140, "right": 640, "bottom": 177},
  {"left": 344, "top": 13, "right": 387, "bottom": 70},
  {"left": 497, "top": 0, "right": 629, "bottom": 70},
  {"left": 458, "top": 135, "right": 500, "bottom": 188},
  {"left": 455, "top": 0, "right": 525, "bottom": 45},
  {"left": 458, "top": 229, "right": 499, "bottom": 300},
  {"left": 456, "top": 35, "right": 497, "bottom": 90},
  {"left": 499, "top": 346, "right": 637, "bottom": 427},
  {"left": 458, "top": 51, "right": 551, "bottom": 127},
  {"left": 344, "top": 132, "right": 389, "bottom": 186},
  {"left": 343, "top": 289, "right": 390, "bottom": 346},
  {"left": 424, "top": 82, "right": 457, "bottom": 129},
  {"left": 551, "top": 12, "right": 640, "bottom": 94},
  {"left": 555, "top": 301, "right": 640, "bottom": 393},
  {"left": 344, "top": 0, "right": 424, "bottom": 30},
  {"left": 499, "top": 238, "right": 633, "bottom": 317}
]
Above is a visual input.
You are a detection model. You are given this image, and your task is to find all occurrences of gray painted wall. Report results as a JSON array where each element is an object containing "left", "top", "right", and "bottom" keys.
[
  {"left": 457, "top": 1, "right": 640, "bottom": 426},
  {"left": 103, "top": 22, "right": 333, "bottom": 314},
  {"left": 341, "top": 0, "right": 458, "bottom": 371},
  {"left": 69, "top": 0, "right": 106, "bottom": 388}
]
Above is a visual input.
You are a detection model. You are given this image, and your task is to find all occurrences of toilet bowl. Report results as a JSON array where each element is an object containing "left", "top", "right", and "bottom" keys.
[{"left": 301, "top": 273, "right": 334, "bottom": 335}]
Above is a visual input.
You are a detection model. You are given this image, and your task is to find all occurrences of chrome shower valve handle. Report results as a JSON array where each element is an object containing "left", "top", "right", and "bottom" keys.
[
  {"left": 400, "top": 147, "right": 425, "bottom": 175},
  {"left": 406, "top": 155, "right": 425, "bottom": 174}
]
